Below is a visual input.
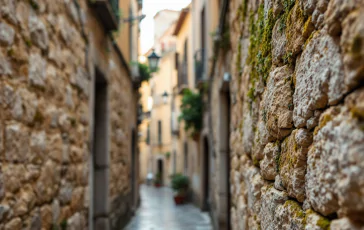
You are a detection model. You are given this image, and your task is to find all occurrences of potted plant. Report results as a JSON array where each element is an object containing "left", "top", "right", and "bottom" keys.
[
  {"left": 154, "top": 173, "right": 162, "bottom": 187},
  {"left": 171, "top": 173, "right": 189, "bottom": 205},
  {"left": 165, "top": 151, "right": 171, "bottom": 159}
]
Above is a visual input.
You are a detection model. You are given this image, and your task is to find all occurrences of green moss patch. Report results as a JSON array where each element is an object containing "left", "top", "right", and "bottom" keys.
[
  {"left": 314, "top": 114, "right": 333, "bottom": 135},
  {"left": 284, "top": 200, "right": 306, "bottom": 221},
  {"left": 246, "top": 5, "right": 277, "bottom": 107}
]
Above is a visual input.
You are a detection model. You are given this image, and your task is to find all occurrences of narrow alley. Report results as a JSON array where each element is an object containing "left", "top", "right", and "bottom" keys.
[
  {"left": 1, "top": 0, "right": 364, "bottom": 229},
  {"left": 125, "top": 185, "right": 212, "bottom": 230}
]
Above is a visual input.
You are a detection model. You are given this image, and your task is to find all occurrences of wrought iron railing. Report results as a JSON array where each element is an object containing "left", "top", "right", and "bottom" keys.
[
  {"left": 178, "top": 61, "right": 188, "bottom": 88},
  {"left": 194, "top": 49, "right": 205, "bottom": 86}
]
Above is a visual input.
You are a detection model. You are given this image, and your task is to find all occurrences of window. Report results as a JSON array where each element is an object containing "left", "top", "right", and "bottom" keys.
[
  {"left": 184, "top": 39, "right": 188, "bottom": 62},
  {"left": 146, "top": 124, "right": 150, "bottom": 145},
  {"left": 158, "top": 120, "right": 162, "bottom": 144},
  {"left": 175, "top": 52, "right": 179, "bottom": 70}
]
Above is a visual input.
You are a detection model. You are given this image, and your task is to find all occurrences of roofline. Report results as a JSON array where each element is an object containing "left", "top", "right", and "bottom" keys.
[{"left": 172, "top": 8, "right": 190, "bottom": 36}]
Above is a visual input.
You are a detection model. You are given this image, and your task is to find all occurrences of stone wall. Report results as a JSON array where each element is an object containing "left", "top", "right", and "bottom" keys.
[
  {"left": 210, "top": 0, "right": 364, "bottom": 229},
  {"left": 0, "top": 0, "right": 137, "bottom": 229}
]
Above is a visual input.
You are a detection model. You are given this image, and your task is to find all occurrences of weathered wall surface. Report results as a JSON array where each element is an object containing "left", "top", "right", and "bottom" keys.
[
  {"left": 211, "top": 0, "right": 364, "bottom": 229},
  {"left": 0, "top": 0, "right": 136, "bottom": 229}
]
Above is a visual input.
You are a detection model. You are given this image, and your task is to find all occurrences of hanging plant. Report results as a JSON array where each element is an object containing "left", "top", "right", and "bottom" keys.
[{"left": 178, "top": 89, "right": 203, "bottom": 139}]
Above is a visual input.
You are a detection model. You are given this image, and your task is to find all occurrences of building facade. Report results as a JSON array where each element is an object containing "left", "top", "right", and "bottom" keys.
[
  {"left": 0, "top": 0, "right": 141, "bottom": 229},
  {"left": 147, "top": 10, "right": 178, "bottom": 186}
]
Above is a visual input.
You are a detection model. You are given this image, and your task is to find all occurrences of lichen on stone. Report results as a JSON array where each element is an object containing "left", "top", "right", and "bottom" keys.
[
  {"left": 246, "top": 4, "right": 276, "bottom": 101},
  {"left": 313, "top": 113, "right": 333, "bottom": 135}
]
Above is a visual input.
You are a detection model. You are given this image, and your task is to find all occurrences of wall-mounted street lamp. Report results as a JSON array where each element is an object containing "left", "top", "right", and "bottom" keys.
[
  {"left": 148, "top": 49, "right": 161, "bottom": 72},
  {"left": 162, "top": 91, "right": 169, "bottom": 104}
]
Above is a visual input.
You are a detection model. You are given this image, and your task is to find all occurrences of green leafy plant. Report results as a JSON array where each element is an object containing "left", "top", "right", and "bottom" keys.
[
  {"left": 178, "top": 89, "right": 203, "bottom": 137},
  {"left": 131, "top": 62, "right": 152, "bottom": 82},
  {"left": 171, "top": 173, "right": 189, "bottom": 194},
  {"left": 165, "top": 152, "right": 171, "bottom": 158},
  {"left": 138, "top": 62, "right": 152, "bottom": 82},
  {"left": 154, "top": 172, "right": 162, "bottom": 184}
]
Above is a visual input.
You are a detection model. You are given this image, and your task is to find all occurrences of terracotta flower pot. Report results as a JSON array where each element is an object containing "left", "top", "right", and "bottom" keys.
[
  {"left": 154, "top": 183, "right": 161, "bottom": 188},
  {"left": 173, "top": 195, "right": 185, "bottom": 205}
]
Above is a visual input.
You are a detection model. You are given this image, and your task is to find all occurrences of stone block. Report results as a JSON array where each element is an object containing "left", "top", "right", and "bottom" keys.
[
  {"left": 0, "top": 205, "right": 10, "bottom": 222},
  {"left": 260, "top": 142, "right": 280, "bottom": 181},
  {"left": 4, "top": 217, "right": 21, "bottom": 230},
  {"left": 262, "top": 65, "right": 294, "bottom": 140},
  {"left": 35, "top": 160, "right": 61, "bottom": 204},
  {"left": 0, "top": 0, "right": 17, "bottom": 25},
  {"left": 29, "top": 13, "right": 49, "bottom": 50},
  {"left": 259, "top": 186, "right": 288, "bottom": 230},
  {"left": 48, "top": 133, "right": 63, "bottom": 163},
  {"left": 4, "top": 123, "right": 29, "bottom": 163},
  {"left": 40, "top": 205, "right": 52, "bottom": 230},
  {"left": 71, "top": 67, "right": 90, "bottom": 96},
  {"left": 0, "top": 50, "right": 11, "bottom": 75},
  {"left": 306, "top": 89, "right": 364, "bottom": 218},
  {"left": 70, "top": 187, "right": 84, "bottom": 212},
  {"left": 11, "top": 88, "right": 38, "bottom": 124},
  {"left": 3, "top": 164, "right": 26, "bottom": 193},
  {"left": 272, "top": 18, "right": 286, "bottom": 65},
  {"left": 293, "top": 31, "right": 346, "bottom": 128},
  {"left": 279, "top": 129, "right": 312, "bottom": 202},
  {"left": 325, "top": 0, "right": 360, "bottom": 36},
  {"left": 58, "top": 180, "right": 73, "bottom": 205},
  {"left": 29, "top": 131, "right": 47, "bottom": 164},
  {"left": 68, "top": 212, "right": 86, "bottom": 230},
  {"left": 52, "top": 199, "right": 60, "bottom": 224},
  {"left": 0, "top": 22, "right": 14, "bottom": 46},
  {"left": 330, "top": 218, "right": 364, "bottom": 230},
  {"left": 29, "top": 53, "right": 47, "bottom": 88},
  {"left": 341, "top": 7, "right": 364, "bottom": 89}
]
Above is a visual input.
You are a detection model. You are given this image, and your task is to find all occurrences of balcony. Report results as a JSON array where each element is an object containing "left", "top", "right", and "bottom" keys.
[
  {"left": 177, "top": 61, "right": 188, "bottom": 93},
  {"left": 194, "top": 49, "right": 206, "bottom": 88},
  {"left": 89, "top": 0, "right": 119, "bottom": 31}
]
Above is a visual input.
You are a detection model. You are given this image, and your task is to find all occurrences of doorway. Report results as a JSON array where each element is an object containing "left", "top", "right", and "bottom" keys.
[
  {"left": 92, "top": 68, "right": 109, "bottom": 228},
  {"left": 157, "top": 159, "right": 163, "bottom": 185},
  {"left": 131, "top": 129, "right": 137, "bottom": 209},
  {"left": 203, "top": 136, "right": 210, "bottom": 211},
  {"left": 219, "top": 88, "right": 231, "bottom": 230}
]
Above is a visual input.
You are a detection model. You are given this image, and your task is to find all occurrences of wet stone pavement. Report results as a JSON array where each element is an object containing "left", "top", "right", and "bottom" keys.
[{"left": 124, "top": 185, "right": 212, "bottom": 230}]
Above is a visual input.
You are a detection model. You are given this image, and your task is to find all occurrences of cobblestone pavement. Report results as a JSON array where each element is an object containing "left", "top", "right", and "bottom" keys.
[{"left": 124, "top": 184, "right": 212, "bottom": 230}]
